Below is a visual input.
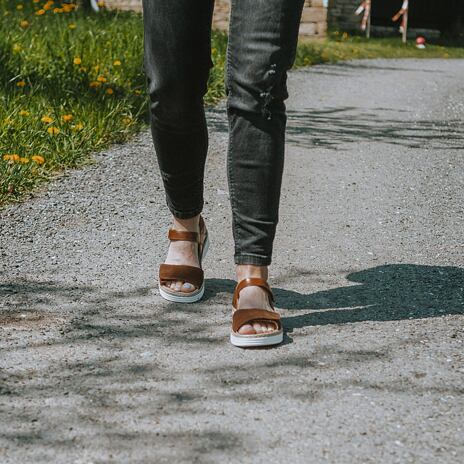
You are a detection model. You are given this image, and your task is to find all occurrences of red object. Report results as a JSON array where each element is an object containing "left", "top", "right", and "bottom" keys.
[{"left": 416, "top": 36, "right": 426, "bottom": 45}]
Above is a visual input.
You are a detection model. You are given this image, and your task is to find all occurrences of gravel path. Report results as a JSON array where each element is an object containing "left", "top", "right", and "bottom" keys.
[{"left": 1, "top": 59, "right": 463, "bottom": 464}]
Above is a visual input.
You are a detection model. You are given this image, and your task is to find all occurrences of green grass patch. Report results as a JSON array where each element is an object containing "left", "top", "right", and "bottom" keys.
[{"left": 1, "top": 2, "right": 463, "bottom": 206}]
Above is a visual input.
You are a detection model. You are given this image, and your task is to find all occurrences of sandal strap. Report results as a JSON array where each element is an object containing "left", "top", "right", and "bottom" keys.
[
  {"left": 159, "top": 264, "right": 204, "bottom": 289},
  {"left": 168, "top": 229, "right": 199, "bottom": 243},
  {"left": 232, "top": 277, "right": 274, "bottom": 309},
  {"left": 167, "top": 216, "right": 206, "bottom": 244},
  {"left": 232, "top": 308, "right": 281, "bottom": 333}
]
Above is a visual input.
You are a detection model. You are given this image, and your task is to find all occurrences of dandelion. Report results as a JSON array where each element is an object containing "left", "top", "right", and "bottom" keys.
[
  {"left": 97, "top": 1, "right": 105, "bottom": 7},
  {"left": 19, "top": 157, "right": 30, "bottom": 164},
  {"left": 68, "top": 23, "right": 77, "bottom": 29},
  {"left": 16, "top": 4, "right": 24, "bottom": 10},
  {"left": 113, "top": 60, "right": 122, "bottom": 66},
  {"left": 3, "top": 117, "right": 13, "bottom": 125},
  {"left": 35, "top": 9, "right": 46, "bottom": 15},
  {"left": 20, "top": 20, "right": 29, "bottom": 28},
  {"left": 19, "top": 110, "right": 30, "bottom": 116},
  {"left": 71, "top": 123, "right": 84, "bottom": 131},
  {"left": 47, "top": 126, "right": 60, "bottom": 135},
  {"left": 73, "top": 57, "right": 82, "bottom": 65},
  {"left": 106, "top": 88, "right": 114, "bottom": 95},
  {"left": 62, "top": 114, "right": 73, "bottom": 122},
  {"left": 122, "top": 117, "right": 132, "bottom": 125},
  {"left": 89, "top": 81, "right": 101, "bottom": 88},
  {"left": 12, "top": 43, "right": 22, "bottom": 53},
  {"left": 134, "top": 89, "right": 142, "bottom": 95},
  {"left": 31, "top": 155, "right": 45, "bottom": 165},
  {"left": 41, "top": 115, "right": 53, "bottom": 124},
  {"left": 62, "top": 3, "right": 76, "bottom": 13},
  {"left": 3, "top": 154, "right": 20, "bottom": 162},
  {"left": 97, "top": 75, "right": 107, "bottom": 83},
  {"left": 79, "top": 67, "right": 87, "bottom": 72},
  {"left": 16, "top": 80, "right": 26, "bottom": 87},
  {"left": 54, "top": 8, "right": 64, "bottom": 13}
]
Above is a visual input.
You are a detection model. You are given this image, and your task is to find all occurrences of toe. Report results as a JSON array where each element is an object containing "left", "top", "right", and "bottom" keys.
[
  {"left": 181, "top": 282, "right": 195, "bottom": 293},
  {"left": 252, "top": 322, "right": 264, "bottom": 333},
  {"left": 238, "top": 323, "right": 256, "bottom": 335},
  {"left": 173, "top": 281, "right": 183, "bottom": 292}
]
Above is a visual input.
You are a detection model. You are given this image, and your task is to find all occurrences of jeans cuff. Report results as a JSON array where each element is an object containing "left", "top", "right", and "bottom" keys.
[
  {"left": 234, "top": 253, "right": 272, "bottom": 266},
  {"left": 167, "top": 201, "right": 203, "bottom": 220}
]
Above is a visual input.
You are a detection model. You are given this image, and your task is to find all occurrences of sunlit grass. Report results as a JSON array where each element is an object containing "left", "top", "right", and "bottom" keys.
[{"left": 1, "top": 1, "right": 463, "bottom": 205}]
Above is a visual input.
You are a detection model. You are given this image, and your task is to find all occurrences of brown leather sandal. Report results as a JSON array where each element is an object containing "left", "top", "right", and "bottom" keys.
[
  {"left": 230, "top": 277, "right": 283, "bottom": 347},
  {"left": 158, "top": 216, "right": 209, "bottom": 303}
]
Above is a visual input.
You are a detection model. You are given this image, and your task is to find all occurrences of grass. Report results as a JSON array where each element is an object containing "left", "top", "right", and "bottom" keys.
[{"left": 1, "top": 2, "right": 463, "bottom": 206}]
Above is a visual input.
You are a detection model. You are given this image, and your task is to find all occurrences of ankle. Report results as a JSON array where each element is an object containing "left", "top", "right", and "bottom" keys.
[
  {"left": 235, "top": 264, "right": 269, "bottom": 283},
  {"left": 172, "top": 214, "right": 200, "bottom": 233}
]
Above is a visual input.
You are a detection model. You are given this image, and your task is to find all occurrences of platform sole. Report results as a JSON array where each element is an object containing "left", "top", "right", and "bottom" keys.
[{"left": 230, "top": 330, "right": 283, "bottom": 348}]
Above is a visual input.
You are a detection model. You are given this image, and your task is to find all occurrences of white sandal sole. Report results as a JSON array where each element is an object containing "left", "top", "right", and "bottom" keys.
[
  {"left": 159, "top": 235, "right": 209, "bottom": 304},
  {"left": 230, "top": 329, "right": 283, "bottom": 348}
]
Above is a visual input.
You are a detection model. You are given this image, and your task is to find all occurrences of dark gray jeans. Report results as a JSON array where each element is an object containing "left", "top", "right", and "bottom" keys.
[{"left": 142, "top": 0, "right": 304, "bottom": 265}]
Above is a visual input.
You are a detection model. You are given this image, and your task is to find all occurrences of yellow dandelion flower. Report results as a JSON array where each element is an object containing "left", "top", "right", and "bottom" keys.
[
  {"left": 68, "top": 23, "right": 77, "bottom": 29},
  {"left": 79, "top": 66, "right": 87, "bottom": 72},
  {"left": 3, "top": 154, "right": 21, "bottom": 162},
  {"left": 73, "top": 57, "right": 82, "bottom": 65},
  {"left": 47, "top": 126, "right": 60, "bottom": 135},
  {"left": 12, "top": 43, "right": 22, "bottom": 53},
  {"left": 16, "top": 80, "right": 26, "bottom": 87},
  {"left": 89, "top": 81, "right": 101, "bottom": 88},
  {"left": 41, "top": 115, "right": 53, "bottom": 124},
  {"left": 44, "top": 3, "right": 53, "bottom": 11},
  {"left": 31, "top": 155, "right": 45, "bottom": 165},
  {"left": 71, "top": 123, "right": 84, "bottom": 131},
  {"left": 19, "top": 110, "right": 30, "bottom": 116},
  {"left": 62, "top": 114, "right": 73, "bottom": 122},
  {"left": 134, "top": 89, "right": 142, "bottom": 95},
  {"left": 16, "top": 4, "right": 24, "bottom": 10},
  {"left": 4, "top": 117, "right": 13, "bottom": 125},
  {"left": 19, "top": 157, "right": 29, "bottom": 164},
  {"left": 53, "top": 8, "right": 64, "bottom": 13},
  {"left": 36, "top": 9, "right": 46, "bottom": 15},
  {"left": 113, "top": 60, "right": 122, "bottom": 66},
  {"left": 122, "top": 117, "right": 132, "bottom": 125},
  {"left": 63, "top": 4, "right": 75, "bottom": 13},
  {"left": 106, "top": 88, "right": 114, "bottom": 95},
  {"left": 20, "top": 20, "right": 29, "bottom": 28},
  {"left": 97, "top": 1, "right": 105, "bottom": 7},
  {"left": 96, "top": 75, "right": 107, "bottom": 83}
]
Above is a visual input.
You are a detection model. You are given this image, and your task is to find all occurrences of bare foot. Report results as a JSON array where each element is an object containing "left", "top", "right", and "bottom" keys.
[
  {"left": 163, "top": 215, "right": 201, "bottom": 293},
  {"left": 235, "top": 265, "right": 278, "bottom": 334}
]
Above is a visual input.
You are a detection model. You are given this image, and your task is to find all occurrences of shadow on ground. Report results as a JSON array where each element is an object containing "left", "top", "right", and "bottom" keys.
[
  {"left": 2, "top": 264, "right": 462, "bottom": 333},
  {"left": 204, "top": 264, "right": 464, "bottom": 329},
  {"left": 207, "top": 106, "right": 464, "bottom": 151}
]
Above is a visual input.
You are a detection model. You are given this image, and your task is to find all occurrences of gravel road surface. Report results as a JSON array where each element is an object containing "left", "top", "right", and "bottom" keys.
[{"left": 1, "top": 59, "right": 463, "bottom": 463}]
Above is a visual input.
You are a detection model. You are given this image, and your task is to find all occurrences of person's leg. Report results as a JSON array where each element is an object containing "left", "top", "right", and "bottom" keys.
[
  {"left": 142, "top": 0, "right": 214, "bottom": 292},
  {"left": 226, "top": 0, "right": 304, "bottom": 332}
]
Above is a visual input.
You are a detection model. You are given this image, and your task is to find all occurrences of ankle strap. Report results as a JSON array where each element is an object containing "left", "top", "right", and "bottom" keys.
[
  {"left": 168, "top": 216, "right": 205, "bottom": 243},
  {"left": 232, "top": 277, "right": 274, "bottom": 309},
  {"left": 168, "top": 229, "right": 199, "bottom": 243}
]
